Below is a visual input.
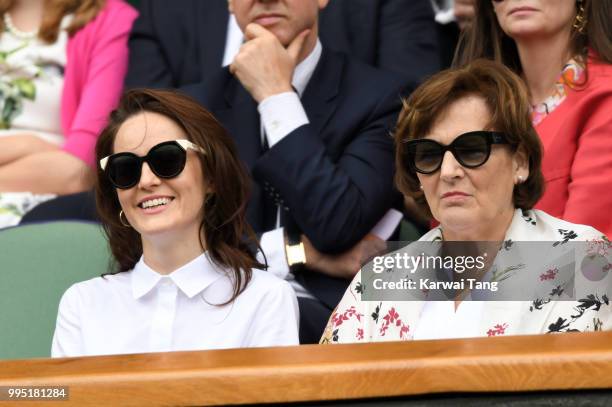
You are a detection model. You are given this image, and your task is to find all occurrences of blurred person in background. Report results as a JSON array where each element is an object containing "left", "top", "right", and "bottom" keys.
[
  {"left": 0, "top": 0, "right": 136, "bottom": 228},
  {"left": 124, "top": 0, "right": 439, "bottom": 89},
  {"left": 52, "top": 89, "right": 299, "bottom": 357},
  {"left": 455, "top": 0, "right": 612, "bottom": 237},
  {"left": 322, "top": 60, "right": 610, "bottom": 343}
]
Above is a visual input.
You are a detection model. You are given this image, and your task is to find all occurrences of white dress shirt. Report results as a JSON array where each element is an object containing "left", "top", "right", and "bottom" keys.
[{"left": 51, "top": 253, "right": 299, "bottom": 357}]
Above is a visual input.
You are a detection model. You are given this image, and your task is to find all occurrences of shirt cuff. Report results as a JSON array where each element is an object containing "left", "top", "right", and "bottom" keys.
[
  {"left": 435, "top": 8, "right": 457, "bottom": 24},
  {"left": 257, "top": 227, "right": 291, "bottom": 280},
  {"left": 258, "top": 92, "right": 309, "bottom": 148}
]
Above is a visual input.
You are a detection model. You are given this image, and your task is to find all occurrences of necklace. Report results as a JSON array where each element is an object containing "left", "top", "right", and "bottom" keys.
[{"left": 3, "top": 12, "right": 38, "bottom": 40}]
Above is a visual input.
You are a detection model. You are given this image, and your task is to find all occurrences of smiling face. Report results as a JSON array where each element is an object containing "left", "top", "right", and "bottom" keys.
[
  {"left": 417, "top": 95, "right": 528, "bottom": 240},
  {"left": 492, "top": 0, "right": 576, "bottom": 41},
  {"left": 228, "top": 0, "right": 327, "bottom": 46},
  {"left": 113, "top": 111, "right": 207, "bottom": 245}
]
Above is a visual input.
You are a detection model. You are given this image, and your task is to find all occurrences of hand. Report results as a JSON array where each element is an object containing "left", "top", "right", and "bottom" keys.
[
  {"left": 229, "top": 23, "right": 310, "bottom": 103},
  {"left": 303, "top": 234, "right": 387, "bottom": 280},
  {"left": 454, "top": 0, "right": 475, "bottom": 30}
]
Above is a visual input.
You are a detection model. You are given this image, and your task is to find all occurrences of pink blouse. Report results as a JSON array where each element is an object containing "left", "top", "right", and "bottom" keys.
[{"left": 61, "top": 0, "right": 138, "bottom": 167}]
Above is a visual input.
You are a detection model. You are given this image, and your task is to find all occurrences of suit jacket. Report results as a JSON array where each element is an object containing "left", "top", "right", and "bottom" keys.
[
  {"left": 322, "top": 209, "right": 611, "bottom": 343},
  {"left": 182, "top": 49, "right": 407, "bottom": 309},
  {"left": 124, "top": 0, "right": 439, "bottom": 89}
]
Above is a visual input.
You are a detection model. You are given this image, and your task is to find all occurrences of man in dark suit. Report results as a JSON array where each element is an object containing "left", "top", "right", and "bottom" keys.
[
  {"left": 124, "top": 0, "right": 439, "bottom": 89},
  {"left": 182, "top": 0, "right": 407, "bottom": 344}
]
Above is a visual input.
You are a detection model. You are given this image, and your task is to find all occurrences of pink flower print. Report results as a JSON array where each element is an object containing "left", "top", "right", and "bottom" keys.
[
  {"left": 586, "top": 238, "right": 611, "bottom": 257},
  {"left": 332, "top": 312, "right": 349, "bottom": 327},
  {"left": 346, "top": 306, "right": 363, "bottom": 322},
  {"left": 399, "top": 323, "right": 410, "bottom": 339},
  {"left": 540, "top": 267, "right": 558, "bottom": 281},
  {"left": 383, "top": 307, "right": 399, "bottom": 324},
  {"left": 487, "top": 323, "right": 509, "bottom": 337},
  {"left": 379, "top": 308, "right": 405, "bottom": 337},
  {"left": 332, "top": 306, "right": 363, "bottom": 328},
  {"left": 356, "top": 328, "right": 364, "bottom": 340}
]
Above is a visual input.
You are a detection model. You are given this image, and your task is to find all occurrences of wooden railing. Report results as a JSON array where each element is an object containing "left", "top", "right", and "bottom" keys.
[{"left": 1, "top": 331, "right": 612, "bottom": 405}]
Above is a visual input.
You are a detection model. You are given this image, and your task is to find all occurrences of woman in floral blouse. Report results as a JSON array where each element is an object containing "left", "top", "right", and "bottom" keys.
[
  {"left": 454, "top": 0, "right": 612, "bottom": 237},
  {"left": 321, "top": 59, "right": 610, "bottom": 343}
]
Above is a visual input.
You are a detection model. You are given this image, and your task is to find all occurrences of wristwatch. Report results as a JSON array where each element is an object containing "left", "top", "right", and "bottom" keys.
[{"left": 285, "top": 231, "right": 306, "bottom": 267}]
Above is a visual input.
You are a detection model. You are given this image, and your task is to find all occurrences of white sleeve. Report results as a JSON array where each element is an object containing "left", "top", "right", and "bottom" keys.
[
  {"left": 257, "top": 228, "right": 291, "bottom": 280},
  {"left": 257, "top": 92, "right": 309, "bottom": 147},
  {"left": 51, "top": 285, "right": 83, "bottom": 357},
  {"left": 246, "top": 280, "right": 300, "bottom": 347},
  {"left": 430, "top": 0, "right": 457, "bottom": 24}
]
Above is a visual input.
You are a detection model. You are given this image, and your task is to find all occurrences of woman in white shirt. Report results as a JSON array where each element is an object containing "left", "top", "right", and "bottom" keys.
[
  {"left": 52, "top": 89, "right": 299, "bottom": 357},
  {"left": 321, "top": 59, "right": 610, "bottom": 343}
]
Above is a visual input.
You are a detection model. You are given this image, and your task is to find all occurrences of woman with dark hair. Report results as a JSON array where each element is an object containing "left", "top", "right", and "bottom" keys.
[
  {"left": 52, "top": 89, "right": 299, "bottom": 357},
  {"left": 322, "top": 60, "right": 610, "bottom": 343},
  {"left": 0, "top": 0, "right": 136, "bottom": 228},
  {"left": 454, "top": 0, "right": 612, "bottom": 236}
]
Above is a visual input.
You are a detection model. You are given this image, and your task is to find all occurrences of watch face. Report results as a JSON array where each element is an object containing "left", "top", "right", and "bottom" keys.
[{"left": 286, "top": 242, "right": 306, "bottom": 266}]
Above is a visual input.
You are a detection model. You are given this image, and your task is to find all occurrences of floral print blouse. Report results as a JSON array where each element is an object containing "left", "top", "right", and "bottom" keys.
[
  {"left": 321, "top": 209, "right": 611, "bottom": 344},
  {"left": 531, "top": 59, "right": 584, "bottom": 126}
]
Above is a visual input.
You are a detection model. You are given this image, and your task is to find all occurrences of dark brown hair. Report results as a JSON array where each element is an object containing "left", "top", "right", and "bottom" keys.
[
  {"left": 395, "top": 59, "right": 545, "bottom": 218},
  {"left": 95, "top": 88, "right": 263, "bottom": 303},
  {"left": 0, "top": 0, "right": 105, "bottom": 43},
  {"left": 454, "top": 0, "right": 612, "bottom": 72}
]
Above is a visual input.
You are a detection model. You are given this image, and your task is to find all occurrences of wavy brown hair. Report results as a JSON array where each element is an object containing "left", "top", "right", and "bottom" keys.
[
  {"left": 95, "top": 88, "right": 264, "bottom": 303},
  {"left": 454, "top": 0, "right": 612, "bottom": 72},
  {"left": 395, "top": 59, "right": 545, "bottom": 218},
  {"left": 0, "top": 0, "right": 105, "bottom": 43}
]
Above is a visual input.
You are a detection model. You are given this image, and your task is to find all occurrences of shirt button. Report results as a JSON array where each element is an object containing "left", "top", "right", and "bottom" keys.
[{"left": 160, "top": 278, "right": 172, "bottom": 287}]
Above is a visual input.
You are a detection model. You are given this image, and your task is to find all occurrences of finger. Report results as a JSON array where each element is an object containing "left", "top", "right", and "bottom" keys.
[
  {"left": 287, "top": 29, "right": 310, "bottom": 62},
  {"left": 244, "top": 23, "right": 271, "bottom": 41},
  {"left": 454, "top": 4, "right": 475, "bottom": 20}
]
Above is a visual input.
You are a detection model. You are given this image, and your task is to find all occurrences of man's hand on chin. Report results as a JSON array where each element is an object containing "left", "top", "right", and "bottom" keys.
[{"left": 229, "top": 23, "right": 310, "bottom": 103}]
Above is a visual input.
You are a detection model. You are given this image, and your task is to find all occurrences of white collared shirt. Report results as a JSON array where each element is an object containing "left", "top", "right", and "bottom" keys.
[{"left": 51, "top": 253, "right": 299, "bottom": 357}]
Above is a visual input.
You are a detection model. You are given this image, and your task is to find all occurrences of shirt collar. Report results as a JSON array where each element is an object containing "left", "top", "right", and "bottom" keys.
[
  {"left": 292, "top": 39, "right": 322, "bottom": 96},
  {"left": 131, "top": 253, "right": 224, "bottom": 299}
]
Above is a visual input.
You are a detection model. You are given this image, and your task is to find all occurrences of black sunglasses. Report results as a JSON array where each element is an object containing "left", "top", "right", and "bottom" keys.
[
  {"left": 403, "top": 131, "right": 509, "bottom": 174},
  {"left": 100, "top": 139, "right": 205, "bottom": 189}
]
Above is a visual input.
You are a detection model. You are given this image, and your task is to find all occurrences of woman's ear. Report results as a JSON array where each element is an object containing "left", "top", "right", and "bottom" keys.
[{"left": 513, "top": 145, "right": 530, "bottom": 183}]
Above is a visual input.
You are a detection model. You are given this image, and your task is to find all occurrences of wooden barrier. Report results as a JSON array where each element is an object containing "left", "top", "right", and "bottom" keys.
[{"left": 1, "top": 331, "right": 612, "bottom": 405}]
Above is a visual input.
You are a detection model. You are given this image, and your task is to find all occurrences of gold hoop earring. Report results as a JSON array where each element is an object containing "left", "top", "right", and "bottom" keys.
[
  {"left": 573, "top": 1, "right": 587, "bottom": 34},
  {"left": 119, "top": 210, "right": 131, "bottom": 227}
]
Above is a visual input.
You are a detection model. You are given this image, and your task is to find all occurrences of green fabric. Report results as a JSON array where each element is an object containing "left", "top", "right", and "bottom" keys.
[{"left": 0, "top": 221, "right": 111, "bottom": 360}]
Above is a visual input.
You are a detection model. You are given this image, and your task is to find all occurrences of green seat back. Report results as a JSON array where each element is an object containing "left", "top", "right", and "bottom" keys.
[{"left": 0, "top": 221, "right": 111, "bottom": 360}]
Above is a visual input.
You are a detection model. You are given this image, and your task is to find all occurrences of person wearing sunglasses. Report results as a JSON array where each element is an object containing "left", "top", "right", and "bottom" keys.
[
  {"left": 454, "top": 0, "right": 612, "bottom": 237},
  {"left": 51, "top": 89, "right": 299, "bottom": 357},
  {"left": 321, "top": 59, "right": 610, "bottom": 344}
]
